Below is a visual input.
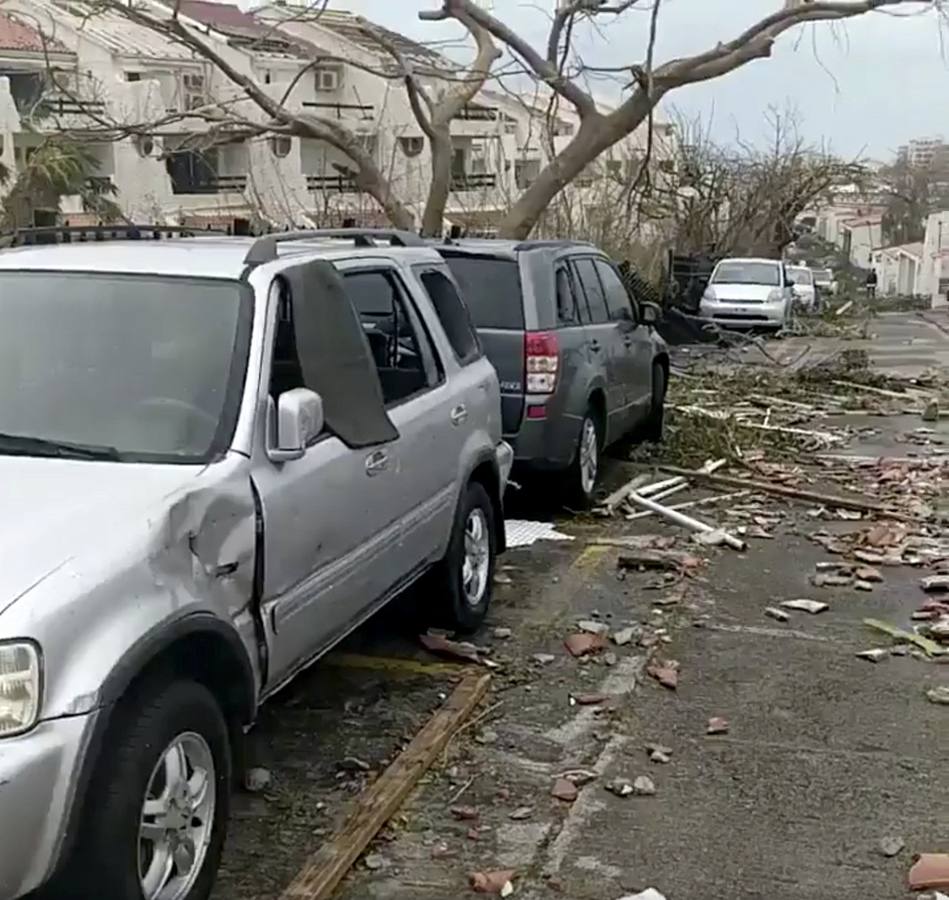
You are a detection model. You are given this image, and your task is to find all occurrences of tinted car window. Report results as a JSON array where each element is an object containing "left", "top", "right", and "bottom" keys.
[
  {"left": 595, "top": 260, "right": 634, "bottom": 322},
  {"left": 555, "top": 265, "right": 581, "bottom": 326},
  {"left": 417, "top": 268, "right": 482, "bottom": 364},
  {"left": 441, "top": 254, "right": 525, "bottom": 330},
  {"left": 573, "top": 258, "right": 609, "bottom": 324},
  {"left": 712, "top": 261, "right": 781, "bottom": 286}
]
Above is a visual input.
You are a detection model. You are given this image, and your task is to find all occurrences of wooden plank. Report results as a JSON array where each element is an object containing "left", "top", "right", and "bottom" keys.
[{"left": 280, "top": 670, "right": 491, "bottom": 900}]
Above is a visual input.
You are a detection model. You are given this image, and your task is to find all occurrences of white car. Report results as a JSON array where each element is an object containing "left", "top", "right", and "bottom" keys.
[
  {"left": 786, "top": 265, "right": 817, "bottom": 311},
  {"left": 699, "top": 258, "right": 794, "bottom": 331}
]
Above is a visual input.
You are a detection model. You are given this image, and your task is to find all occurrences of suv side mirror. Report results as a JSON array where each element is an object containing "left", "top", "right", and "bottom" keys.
[
  {"left": 640, "top": 302, "right": 661, "bottom": 326},
  {"left": 269, "top": 387, "right": 324, "bottom": 462}
]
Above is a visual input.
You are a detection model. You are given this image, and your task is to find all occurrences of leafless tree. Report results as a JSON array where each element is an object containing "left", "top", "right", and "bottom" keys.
[
  {"left": 422, "top": 0, "right": 946, "bottom": 239},
  {"left": 652, "top": 107, "right": 865, "bottom": 258}
]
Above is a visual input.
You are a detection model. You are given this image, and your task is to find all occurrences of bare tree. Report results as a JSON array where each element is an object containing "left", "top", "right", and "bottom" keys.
[
  {"left": 421, "top": 0, "right": 945, "bottom": 239},
  {"left": 653, "top": 107, "right": 864, "bottom": 258}
]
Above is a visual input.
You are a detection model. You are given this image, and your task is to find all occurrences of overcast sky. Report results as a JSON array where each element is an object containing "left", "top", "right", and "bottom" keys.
[{"left": 335, "top": 0, "right": 946, "bottom": 161}]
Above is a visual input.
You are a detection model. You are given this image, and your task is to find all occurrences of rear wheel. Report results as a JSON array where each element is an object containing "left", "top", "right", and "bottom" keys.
[
  {"left": 566, "top": 409, "right": 601, "bottom": 508},
  {"left": 431, "top": 481, "right": 497, "bottom": 633}
]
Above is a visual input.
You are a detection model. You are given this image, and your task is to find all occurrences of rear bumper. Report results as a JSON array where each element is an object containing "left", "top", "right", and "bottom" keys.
[
  {"left": 0, "top": 712, "right": 98, "bottom": 898},
  {"left": 698, "top": 299, "right": 787, "bottom": 328},
  {"left": 505, "top": 400, "right": 582, "bottom": 472}
]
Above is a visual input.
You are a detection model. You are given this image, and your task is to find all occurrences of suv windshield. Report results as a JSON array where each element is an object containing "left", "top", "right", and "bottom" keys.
[
  {"left": 440, "top": 254, "right": 525, "bottom": 329},
  {"left": 0, "top": 272, "right": 248, "bottom": 463},
  {"left": 712, "top": 261, "right": 781, "bottom": 286}
]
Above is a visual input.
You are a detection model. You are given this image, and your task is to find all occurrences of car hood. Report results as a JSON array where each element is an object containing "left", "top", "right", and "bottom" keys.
[
  {"left": 709, "top": 283, "right": 779, "bottom": 302},
  {"left": 0, "top": 457, "right": 206, "bottom": 615}
]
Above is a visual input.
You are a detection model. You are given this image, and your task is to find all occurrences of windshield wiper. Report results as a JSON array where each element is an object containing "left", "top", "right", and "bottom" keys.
[{"left": 0, "top": 432, "right": 122, "bottom": 461}]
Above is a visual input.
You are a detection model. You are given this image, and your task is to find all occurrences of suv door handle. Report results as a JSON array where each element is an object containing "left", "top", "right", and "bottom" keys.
[
  {"left": 450, "top": 404, "right": 469, "bottom": 426},
  {"left": 623, "top": 336, "right": 633, "bottom": 348},
  {"left": 365, "top": 450, "right": 389, "bottom": 476}
]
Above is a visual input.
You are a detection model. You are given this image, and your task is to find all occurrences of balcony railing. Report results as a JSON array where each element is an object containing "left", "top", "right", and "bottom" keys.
[
  {"left": 306, "top": 174, "right": 360, "bottom": 193},
  {"left": 454, "top": 105, "right": 498, "bottom": 121},
  {"left": 170, "top": 175, "right": 248, "bottom": 195},
  {"left": 450, "top": 172, "right": 497, "bottom": 191},
  {"left": 40, "top": 95, "right": 107, "bottom": 117},
  {"left": 301, "top": 101, "right": 375, "bottom": 120}
]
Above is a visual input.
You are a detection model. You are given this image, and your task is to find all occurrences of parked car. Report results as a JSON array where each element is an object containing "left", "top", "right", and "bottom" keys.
[
  {"left": 811, "top": 267, "right": 838, "bottom": 299},
  {"left": 0, "top": 226, "right": 512, "bottom": 900},
  {"left": 434, "top": 239, "right": 669, "bottom": 506},
  {"left": 699, "top": 257, "right": 795, "bottom": 331},
  {"left": 786, "top": 264, "right": 818, "bottom": 311}
]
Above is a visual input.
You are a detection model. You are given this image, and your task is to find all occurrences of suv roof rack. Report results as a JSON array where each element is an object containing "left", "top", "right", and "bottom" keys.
[
  {"left": 512, "top": 239, "right": 595, "bottom": 252},
  {"left": 243, "top": 228, "right": 426, "bottom": 265},
  {"left": 0, "top": 224, "right": 221, "bottom": 249}
]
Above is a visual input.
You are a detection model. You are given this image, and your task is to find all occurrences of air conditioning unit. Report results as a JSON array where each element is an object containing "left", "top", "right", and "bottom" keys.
[
  {"left": 182, "top": 72, "right": 206, "bottom": 111},
  {"left": 314, "top": 67, "right": 341, "bottom": 92}
]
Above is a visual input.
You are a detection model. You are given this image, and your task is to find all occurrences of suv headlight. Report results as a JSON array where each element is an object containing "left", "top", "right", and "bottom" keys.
[
  {"left": 0, "top": 642, "right": 41, "bottom": 737},
  {"left": 767, "top": 289, "right": 784, "bottom": 303}
]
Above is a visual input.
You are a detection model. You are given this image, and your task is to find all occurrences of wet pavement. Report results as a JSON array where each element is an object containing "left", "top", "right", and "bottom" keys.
[{"left": 214, "top": 314, "right": 949, "bottom": 900}]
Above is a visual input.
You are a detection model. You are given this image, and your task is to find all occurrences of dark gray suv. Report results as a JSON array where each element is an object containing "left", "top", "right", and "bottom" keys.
[{"left": 437, "top": 239, "right": 669, "bottom": 505}]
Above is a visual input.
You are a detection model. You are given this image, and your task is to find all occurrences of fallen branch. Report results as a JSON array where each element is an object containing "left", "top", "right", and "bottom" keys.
[
  {"left": 595, "top": 472, "right": 654, "bottom": 516},
  {"left": 831, "top": 380, "right": 932, "bottom": 400},
  {"left": 672, "top": 405, "right": 841, "bottom": 443},
  {"left": 657, "top": 465, "right": 916, "bottom": 521},
  {"left": 628, "top": 491, "right": 747, "bottom": 551},
  {"left": 596, "top": 458, "right": 726, "bottom": 517},
  {"left": 835, "top": 300, "right": 854, "bottom": 316}
]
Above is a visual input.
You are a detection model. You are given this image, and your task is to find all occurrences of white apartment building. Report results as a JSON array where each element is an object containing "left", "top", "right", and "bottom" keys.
[{"left": 0, "top": 0, "right": 673, "bottom": 235}]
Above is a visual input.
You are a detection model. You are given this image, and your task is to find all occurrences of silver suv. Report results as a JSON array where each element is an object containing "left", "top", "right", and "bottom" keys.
[{"left": 0, "top": 227, "right": 511, "bottom": 900}]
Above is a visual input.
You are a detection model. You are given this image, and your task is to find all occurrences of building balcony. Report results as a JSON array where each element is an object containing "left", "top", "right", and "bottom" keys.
[
  {"left": 450, "top": 172, "right": 498, "bottom": 192},
  {"left": 40, "top": 94, "right": 107, "bottom": 117},
  {"left": 454, "top": 105, "right": 498, "bottom": 122},
  {"left": 301, "top": 101, "right": 375, "bottom": 123},
  {"left": 306, "top": 174, "right": 360, "bottom": 194},
  {"left": 170, "top": 175, "right": 248, "bottom": 195}
]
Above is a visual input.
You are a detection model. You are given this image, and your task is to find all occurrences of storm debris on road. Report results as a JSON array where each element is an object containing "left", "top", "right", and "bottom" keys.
[
  {"left": 420, "top": 633, "right": 488, "bottom": 666},
  {"left": 244, "top": 766, "right": 273, "bottom": 793},
  {"left": 645, "top": 742, "right": 674, "bottom": 764},
  {"left": 926, "top": 686, "right": 949, "bottom": 705},
  {"left": 781, "top": 598, "right": 829, "bottom": 614},
  {"left": 469, "top": 869, "right": 516, "bottom": 895},
  {"left": 550, "top": 778, "right": 579, "bottom": 803},
  {"left": 646, "top": 660, "right": 680, "bottom": 690},
  {"left": 922, "top": 575, "right": 949, "bottom": 594},
  {"left": 605, "top": 777, "right": 635, "bottom": 798},
  {"left": 908, "top": 854, "right": 949, "bottom": 891},
  {"left": 856, "top": 648, "right": 889, "bottom": 663},
  {"left": 877, "top": 835, "right": 905, "bottom": 857},
  {"left": 564, "top": 632, "right": 609, "bottom": 658},
  {"left": 611, "top": 626, "right": 639, "bottom": 646},
  {"left": 450, "top": 805, "right": 480, "bottom": 821},
  {"left": 706, "top": 716, "right": 730, "bottom": 735},
  {"left": 632, "top": 775, "right": 657, "bottom": 796},
  {"left": 765, "top": 606, "right": 790, "bottom": 622},
  {"left": 616, "top": 891, "right": 668, "bottom": 900}
]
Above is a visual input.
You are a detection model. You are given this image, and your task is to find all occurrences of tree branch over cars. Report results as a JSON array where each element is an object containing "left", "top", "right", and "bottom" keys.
[{"left": 421, "top": 0, "right": 945, "bottom": 239}]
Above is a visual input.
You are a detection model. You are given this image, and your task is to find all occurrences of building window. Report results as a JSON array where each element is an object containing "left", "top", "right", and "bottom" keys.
[
  {"left": 269, "top": 135, "right": 292, "bottom": 159},
  {"left": 314, "top": 66, "right": 341, "bottom": 92},
  {"left": 182, "top": 72, "right": 207, "bottom": 111},
  {"left": 125, "top": 71, "right": 141, "bottom": 82},
  {"left": 399, "top": 136, "right": 424, "bottom": 158}
]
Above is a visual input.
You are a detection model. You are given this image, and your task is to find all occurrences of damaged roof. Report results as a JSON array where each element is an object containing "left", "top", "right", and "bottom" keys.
[
  {"left": 171, "top": 0, "right": 306, "bottom": 58},
  {"left": 0, "top": 11, "right": 72, "bottom": 54},
  {"left": 18, "top": 0, "right": 201, "bottom": 60}
]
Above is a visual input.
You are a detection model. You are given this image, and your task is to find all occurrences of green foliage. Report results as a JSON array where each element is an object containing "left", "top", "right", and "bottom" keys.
[{"left": 1, "top": 138, "right": 122, "bottom": 230}]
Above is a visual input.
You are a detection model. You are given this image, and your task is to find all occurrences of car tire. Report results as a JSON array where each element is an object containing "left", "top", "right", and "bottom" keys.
[
  {"left": 433, "top": 480, "right": 497, "bottom": 634},
  {"left": 566, "top": 408, "right": 602, "bottom": 509},
  {"left": 64, "top": 679, "right": 231, "bottom": 900},
  {"left": 641, "top": 362, "right": 667, "bottom": 442}
]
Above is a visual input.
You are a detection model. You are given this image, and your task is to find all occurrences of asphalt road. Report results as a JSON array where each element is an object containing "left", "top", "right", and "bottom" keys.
[{"left": 212, "top": 314, "right": 948, "bottom": 900}]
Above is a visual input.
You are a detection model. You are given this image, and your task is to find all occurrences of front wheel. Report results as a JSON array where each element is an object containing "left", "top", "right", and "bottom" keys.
[{"left": 66, "top": 679, "right": 232, "bottom": 900}]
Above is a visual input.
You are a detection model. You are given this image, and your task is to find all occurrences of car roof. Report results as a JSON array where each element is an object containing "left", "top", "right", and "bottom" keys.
[
  {"left": 0, "top": 237, "right": 445, "bottom": 279},
  {"left": 436, "top": 238, "right": 598, "bottom": 259},
  {"left": 716, "top": 257, "right": 783, "bottom": 265}
]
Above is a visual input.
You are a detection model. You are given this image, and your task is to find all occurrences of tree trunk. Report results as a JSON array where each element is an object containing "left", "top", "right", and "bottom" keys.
[{"left": 421, "top": 130, "right": 453, "bottom": 237}]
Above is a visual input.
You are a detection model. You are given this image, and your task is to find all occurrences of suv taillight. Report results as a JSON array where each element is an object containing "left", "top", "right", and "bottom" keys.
[{"left": 525, "top": 331, "right": 559, "bottom": 394}]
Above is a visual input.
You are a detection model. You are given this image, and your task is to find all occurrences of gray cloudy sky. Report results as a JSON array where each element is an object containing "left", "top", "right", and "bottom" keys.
[{"left": 338, "top": 1, "right": 946, "bottom": 160}]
